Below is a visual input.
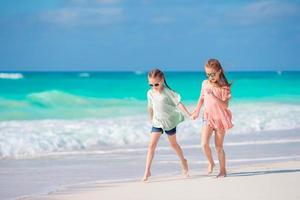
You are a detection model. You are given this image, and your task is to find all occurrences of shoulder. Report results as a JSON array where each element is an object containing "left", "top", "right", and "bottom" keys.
[
  {"left": 164, "top": 88, "right": 181, "bottom": 101},
  {"left": 165, "top": 87, "right": 178, "bottom": 96},
  {"left": 201, "top": 80, "right": 209, "bottom": 90},
  {"left": 147, "top": 89, "right": 153, "bottom": 97},
  {"left": 202, "top": 80, "right": 208, "bottom": 87}
]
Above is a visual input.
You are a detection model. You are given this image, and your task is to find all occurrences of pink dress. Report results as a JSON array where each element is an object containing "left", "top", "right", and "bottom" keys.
[{"left": 200, "top": 80, "right": 233, "bottom": 131}]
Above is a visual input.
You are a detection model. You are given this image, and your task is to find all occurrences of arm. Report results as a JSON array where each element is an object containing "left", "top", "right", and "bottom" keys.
[
  {"left": 192, "top": 80, "right": 205, "bottom": 119},
  {"left": 208, "top": 90, "right": 229, "bottom": 106},
  {"left": 168, "top": 90, "right": 191, "bottom": 116},
  {"left": 178, "top": 102, "right": 191, "bottom": 116},
  {"left": 147, "top": 90, "right": 154, "bottom": 121},
  {"left": 192, "top": 96, "right": 204, "bottom": 119},
  {"left": 148, "top": 107, "right": 153, "bottom": 122}
]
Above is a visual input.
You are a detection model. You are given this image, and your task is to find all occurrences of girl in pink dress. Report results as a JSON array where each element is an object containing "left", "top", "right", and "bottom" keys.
[{"left": 192, "top": 59, "right": 233, "bottom": 178}]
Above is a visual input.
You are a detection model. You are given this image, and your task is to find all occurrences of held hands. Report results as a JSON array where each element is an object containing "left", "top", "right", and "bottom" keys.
[
  {"left": 191, "top": 110, "right": 199, "bottom": 120},
  {"left": 185, "top": 110, "right": 198, "bottom": 120},
  {"left": 189, "top": 89, "right": 214, "bottom": 121},
  {"left": 177, "top": 100, "right": 200, "bottom": 120}
]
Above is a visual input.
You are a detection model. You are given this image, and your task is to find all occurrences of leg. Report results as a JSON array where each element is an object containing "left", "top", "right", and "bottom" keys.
[
  {"left": 142, "top": 132, "right": 161, "bottom": 181},
  {"left": 167, "top": 134, "right": 189, "bottom": 176},
  {"left": 201, "top": 125, "right": 215, "bottom": 175},
  {"left": 214, "top": 129, "right": 226, "bottom": 178}
]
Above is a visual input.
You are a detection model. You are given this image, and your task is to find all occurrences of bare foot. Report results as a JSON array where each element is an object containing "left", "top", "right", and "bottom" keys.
[
  {"left": 142, "top": 171, "right": 151, "bottom": 182},
  {"left": 216, "top": 171, "right": 227, "bottom": 178},
  {"left": 181, "top": 159, "right": 189, "bottom": 177},
  {"left": 207, "top": 162, "right": 215, "bottom": 175}
]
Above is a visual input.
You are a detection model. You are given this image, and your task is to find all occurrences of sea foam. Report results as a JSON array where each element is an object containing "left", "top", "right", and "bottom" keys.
[
  {"left": 0, "top": 73, "right": 23, "bottom": 79},
  {"left": 1, "top": 101, "right": 300, "bottom": 159}
]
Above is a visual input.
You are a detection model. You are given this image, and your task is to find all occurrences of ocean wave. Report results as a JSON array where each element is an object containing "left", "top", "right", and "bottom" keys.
[
  {"left": 0, "top": 108, "right": 300, "bottom": 159},
  {"left": 0, "top": 117, "right": 150, "bottom": 159},
  {"left": 25, "top": 90, "right": 143, "bottom": 108},
  {"left": 0, "top": 90, "right": 146, "bottom": 120},
  {"left": 134, "top": 70, "right": 145, "bottom": 75},
  {"left": 0, "top": 73, "right": 23, "bottom": 80},
  {"left": 1, "top": 98, "right": 300, "bottom": 159},
  {"left": 26, "top": 90, "right": 93, "bottom": 108},
  {"left": 228, "top": 102, "right": 300, "bottom": 134},
  {"left": 79, "top": 73, "right": 90, "bottom": 78},
  {"left": 1, "top": 91, "right": 300, "bottom": 123}
]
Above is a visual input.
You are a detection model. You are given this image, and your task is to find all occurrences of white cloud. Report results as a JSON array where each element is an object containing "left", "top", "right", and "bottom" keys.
[
  {"left": 39, "top": 1, "right": 124, "bottom": 26},
  {"left": 226, "top": 1, "right": 299, "bottom": 25},
  {"left": 40, "top": 9, "right": 79, "bottom": 25}
]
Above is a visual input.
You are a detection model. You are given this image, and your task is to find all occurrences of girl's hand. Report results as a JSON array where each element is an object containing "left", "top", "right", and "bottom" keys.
[
  {"left": 206, "top": 88, "right": 213, "bottom": 95},
  {"left": 206, "top": 89, "right": 218, "bottom": 99},
  {"left": 191, "top": 111, "right": 199, "bottom": 120}
]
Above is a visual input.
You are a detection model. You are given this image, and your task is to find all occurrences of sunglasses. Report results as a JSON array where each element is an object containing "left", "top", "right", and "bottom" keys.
[
  {"left": 206, "top": 72, "right": 217, "bottom": 78},
  {"left": 149, "top": 83, "right": 160, "bottom": 87}
]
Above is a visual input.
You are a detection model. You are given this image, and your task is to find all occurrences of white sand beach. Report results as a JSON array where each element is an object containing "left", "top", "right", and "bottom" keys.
[{"left": 25, "top": 160, "right": 300, "bottom": 200}]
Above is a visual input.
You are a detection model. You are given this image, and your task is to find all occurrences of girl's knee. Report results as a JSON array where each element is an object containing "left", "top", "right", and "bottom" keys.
[
  {"left": 202, "top": 142, "right": 210, "bottom": 150},
  {"left": 215, "top": 145, "right": 223, "bottom": 153}
]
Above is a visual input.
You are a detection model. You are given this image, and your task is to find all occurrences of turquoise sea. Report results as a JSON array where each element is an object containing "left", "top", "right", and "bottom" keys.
[
  {"left": 1, "top": 71, "right": 300, "bottom": 120},
  {"left": 0, "top": 71, "right": 300, "bottom": 159}
]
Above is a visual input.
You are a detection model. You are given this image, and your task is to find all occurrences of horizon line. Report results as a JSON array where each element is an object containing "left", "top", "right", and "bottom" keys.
[{"left": 0, "top": 69, "right": 299, "bottom": 73}]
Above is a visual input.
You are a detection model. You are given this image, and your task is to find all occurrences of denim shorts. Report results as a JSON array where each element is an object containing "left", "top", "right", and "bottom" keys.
[{"left": 151, "top": 126, "right": 177, "bottom": 135}]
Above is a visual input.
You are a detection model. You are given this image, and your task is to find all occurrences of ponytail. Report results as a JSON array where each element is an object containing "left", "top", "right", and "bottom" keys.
[
  {"left": 220, "top": 71, "right": 231, "bottom": 87},
  {"left": 163, "top": 79, "right": 173, "bottom": 91}
]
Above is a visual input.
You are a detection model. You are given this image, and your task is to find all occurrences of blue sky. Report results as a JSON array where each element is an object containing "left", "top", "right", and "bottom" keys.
[{"left": 0, "top": 0, "right": 299, "bottom": 71}]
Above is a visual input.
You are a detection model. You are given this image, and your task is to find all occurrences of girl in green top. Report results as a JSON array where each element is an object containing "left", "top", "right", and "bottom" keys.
[{"left": 142, "top": 68, "right": 192, "bottom": 182}]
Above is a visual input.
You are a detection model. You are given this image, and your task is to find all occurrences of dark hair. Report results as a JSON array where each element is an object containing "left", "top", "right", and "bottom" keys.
[
  {"left": 148, "top": 68, "right": 173, "bottom": 90},
  {"left": 205, "top": 59, "right": 232, "bottom": 87}
]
